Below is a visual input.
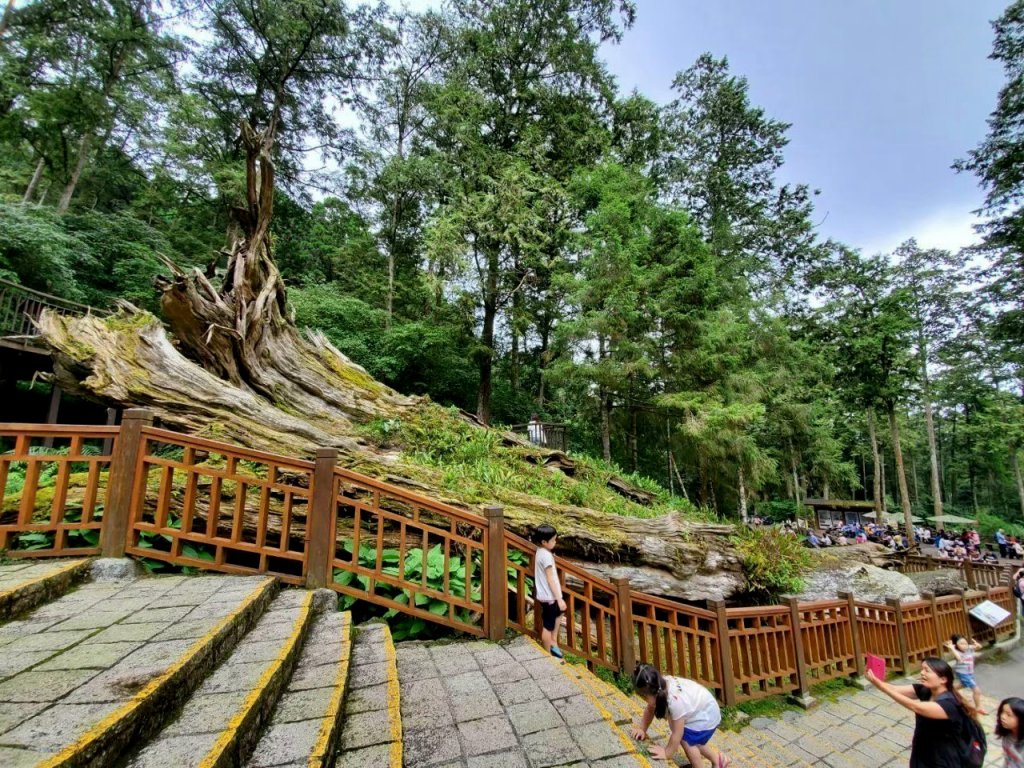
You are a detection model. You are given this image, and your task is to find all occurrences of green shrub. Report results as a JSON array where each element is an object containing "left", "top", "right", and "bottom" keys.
[{"left": 730, "top": 526, "right": 811, "bottom": 603}]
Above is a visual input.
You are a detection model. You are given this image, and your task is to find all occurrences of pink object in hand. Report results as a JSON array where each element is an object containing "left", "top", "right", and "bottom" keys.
[{"left": 865, "top": 654, "right": 886, "bottom": 680}]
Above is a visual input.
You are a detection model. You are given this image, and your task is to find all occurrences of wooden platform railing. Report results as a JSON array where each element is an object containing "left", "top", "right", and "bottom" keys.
[
  {"left": 1, "top": 414, "right": 1020, "bottom": 709},
  {"left": 900, "top": 553, "right": 1019, "bottom": 589},
  {"left": 0, "top": 278, "right": 104, "bottom": 341}
]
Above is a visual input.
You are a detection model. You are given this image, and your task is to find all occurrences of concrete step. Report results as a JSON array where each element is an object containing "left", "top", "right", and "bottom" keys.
[
  {"left": 334, "top": 622, "right": 402, "bottom": 768},
  {"left": 243, "top": 608, "right": 353, "bottom": 768},
  {"left": 0, "top": 573, "right": 276, "bottom": 768},
  {"left": 0, "top": 559, "right": 91, "bottom": 622},
  {"left": 123, "top": 588, "right": 315, "bottom": 768}
]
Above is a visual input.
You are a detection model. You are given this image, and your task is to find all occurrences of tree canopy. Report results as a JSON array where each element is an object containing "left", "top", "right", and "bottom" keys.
[{"left": 1, "top": 0, "right": 1023, "bottom": 531}]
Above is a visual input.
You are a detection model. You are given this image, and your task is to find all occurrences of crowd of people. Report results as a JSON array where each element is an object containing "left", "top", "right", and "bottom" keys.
[{"left": 767, "top": 516, "right": 1024, "bottom": 564}]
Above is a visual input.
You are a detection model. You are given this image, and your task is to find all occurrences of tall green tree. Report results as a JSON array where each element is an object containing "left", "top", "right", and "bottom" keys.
[
  {"left": 893, "top": 239, "right": 968, "bottom": 521},
  {"left": 660, "top": 53, "right": 821, "bottom": 298},
  {"left": 0, "top": 0, "right": 182, "bottom": 212},
  {"left": 955, "top": 0, "right": 1024, "bottom": 370},
  {"left": 423, "top": 0, "right": 633, "bottom": 424},
  {"left": 814, "top": 247, "right": 918, "bottom": 540}
]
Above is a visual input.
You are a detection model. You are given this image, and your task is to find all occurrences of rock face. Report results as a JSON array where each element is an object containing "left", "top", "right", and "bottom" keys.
[
  {"left": 789, "top": 563, "right": 920, "bottom": 604},
  {"left": 580, "top": 561, "right": 745, "bottom": 604},
  {"left": 906, "top": 569, "right": 969, "bottom": 597}
]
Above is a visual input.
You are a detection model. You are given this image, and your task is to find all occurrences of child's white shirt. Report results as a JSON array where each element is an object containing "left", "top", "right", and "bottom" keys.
[
  {"left": 534, "top": 547, "right": 557, "bottom": 602},
  {"left": 664, "top": 676, "right": 721, "bottom": 731}
]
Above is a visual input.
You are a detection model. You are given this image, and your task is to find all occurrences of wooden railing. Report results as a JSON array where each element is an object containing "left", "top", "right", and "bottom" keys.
[
  {"left": 124, "top": 424, "right": 315, "bottom": 584},
  {"left": 504, "top": 530, "right": 620, "bottom": 668},
  {"left": 0, "top": 413, "right": 1019, "bottom": 711},
  {"left": 327, "top": 464, "right": 491, "bottom": 638},
  {"left": 0, "top": 278, "right": 103, "bottom": 341},
  {"left": 631, "top": 592, "right": 723, "bottom": 700},
  {"left": 0, "top": 424, "right": 117, "bottom": 556},
  {"left": 900, "top": 553, "right": 1020, "bottom": 589}
]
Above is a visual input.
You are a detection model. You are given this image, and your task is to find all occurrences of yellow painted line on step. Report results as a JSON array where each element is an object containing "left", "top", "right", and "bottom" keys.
[
  {"left": 307, "top": 611, "right": 352, "bottom": 768},
  {"left": 38, "top": 576, "right": 276, "bottom": 768},
  {"left": 528, "top": 638, "right": 653, "bottom": 768},
  {"left": 380, "top": 624, "right": 403, "bottom": 768},
  {"left": 0, "top": 558, "right": 89, "bottom": 601},
  {"left": 199, "top": 590, "right": 314, "bottom": 768}
]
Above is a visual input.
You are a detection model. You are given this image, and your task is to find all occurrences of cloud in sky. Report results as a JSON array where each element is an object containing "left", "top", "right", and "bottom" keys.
[{"left": 856, "top": 206, "right": 984, "bottom": 257}]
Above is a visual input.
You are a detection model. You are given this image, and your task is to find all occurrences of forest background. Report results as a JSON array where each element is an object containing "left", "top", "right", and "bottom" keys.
[{"left": 1, "top": 0, "right": 1023, "bottom": 539}]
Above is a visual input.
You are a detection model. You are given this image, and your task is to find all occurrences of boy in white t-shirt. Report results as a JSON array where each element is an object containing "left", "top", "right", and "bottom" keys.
[
  {"left": 532, "top": 524, "right": 566, "bottom": 660},
  {"left": 630, "top": 664, "right": 730, "bottom": 767}
]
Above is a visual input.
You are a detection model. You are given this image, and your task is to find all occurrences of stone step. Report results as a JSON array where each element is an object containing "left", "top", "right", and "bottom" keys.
[
  {"left": 0, "top": 573, "right": 276, "bottom": 768},
  {"left": 0, "top": 559, "right": 91, "bottom": 622},
  {"left": 243, "top": 607, "right": 353, "bottom": 768},
  {"left": 334, "top": 622, "right": 402, "bottom": 768},
  {"left": 123, "top": 588, "right": 315, "bottom": 768}
]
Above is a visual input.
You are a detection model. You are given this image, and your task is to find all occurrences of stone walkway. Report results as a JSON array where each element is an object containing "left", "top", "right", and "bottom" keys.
[
  {"left": 565, "top": 646, "right": 1016, "bottom": 767},
  {"left": 395, "top": 634, "right": 646, "bottom": 768}
]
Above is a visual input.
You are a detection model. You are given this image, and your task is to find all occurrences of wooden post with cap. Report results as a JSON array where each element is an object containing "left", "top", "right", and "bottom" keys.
[
  {"left": 484, "top": 506, "right": 507, "bottom": 641},
  {"left": 103, "top": 408, "right": 153, "bottom": 557},
  {"left": 612, "top": 576, "right": 635, "bottom": 675},
  {"left": 305, "top": 448, "right": 338, "bottom": 589}
]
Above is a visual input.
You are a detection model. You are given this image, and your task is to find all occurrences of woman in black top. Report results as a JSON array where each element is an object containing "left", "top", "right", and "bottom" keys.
[{"left": 866, "top": 657, "right": 967, "bottom": 768}]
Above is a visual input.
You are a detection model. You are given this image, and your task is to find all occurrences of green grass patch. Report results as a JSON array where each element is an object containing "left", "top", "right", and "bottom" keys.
[{"left": 362, "top": 404, "right": 702, "bottom": 521}]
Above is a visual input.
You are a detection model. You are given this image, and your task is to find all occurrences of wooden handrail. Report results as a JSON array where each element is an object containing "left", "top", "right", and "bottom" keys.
[
  {"left": 1, "top": 417, "right": 1019, "bottom": 707},
  {"left": 0, "top": 278, "right": 100, "bottom": 313}
]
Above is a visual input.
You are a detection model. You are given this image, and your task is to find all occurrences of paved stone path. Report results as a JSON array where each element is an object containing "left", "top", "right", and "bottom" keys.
[
  {"left": 565, "top": 647, "right": 1015, "bottom": 767},
  {"left": 395, "top": 634, "right": 646, "bottom": 768}
]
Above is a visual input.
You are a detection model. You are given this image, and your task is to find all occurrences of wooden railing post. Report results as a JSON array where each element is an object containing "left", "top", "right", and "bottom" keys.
[
  {"left": 305, "top": 448, "right": 338, "bottom": 590},
  {"left": 1010, "top": 571, "right": 1021, "bottom": 627},
  {"left": 613, "top": 577, "right": 635, "bottom": 675},
  {"left": 786, "top": 598, "right": 816, "bottom": 708},
  {"left": 887, "top": 597, "right": 910, "bottom": 674},
  {"left": 483, "top": 506, "right": 507, "bottom": 642},
  {"left": 102, "top": 408, "right": 152, "bottom": 558},
  {"left": 840, "top": 592, "right": 868, "bottom": 687},
  {"left": 707, "top": 600, "right": 737, "bottom": 707},
  {"left": 963, "top": 559, "right": 976, "bottom": 589},
  {"left": 954, "top": 588, "right": 972, "bottom": 641},
  {"left": 923, "top": 591, "right": 942, "bottom": 657}
]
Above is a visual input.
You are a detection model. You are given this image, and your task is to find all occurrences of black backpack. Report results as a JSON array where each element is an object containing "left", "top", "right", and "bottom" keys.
[{"left": 959, "top": 705, "right": 987, "bottom": 768}]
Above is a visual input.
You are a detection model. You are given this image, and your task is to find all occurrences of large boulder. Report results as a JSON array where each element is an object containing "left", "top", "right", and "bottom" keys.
[
  {"left": 789, "top": 563, "right": 920, "bottom": 604},
  {"left": 906, "top": 569, "right": 969, "bottom": 597},
  {"left": 580, "top": 561, "right": 745, "bottom": 603}
]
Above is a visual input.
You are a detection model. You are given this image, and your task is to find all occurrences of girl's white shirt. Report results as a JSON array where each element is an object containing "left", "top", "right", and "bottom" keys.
[{"left": 664, "top": 676, "right": 721, "bottom": 731}]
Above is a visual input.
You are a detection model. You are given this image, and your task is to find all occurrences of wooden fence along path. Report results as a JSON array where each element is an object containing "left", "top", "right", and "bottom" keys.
[{"left": 0, "top": 412, "right": 1018, "bottom": 707}]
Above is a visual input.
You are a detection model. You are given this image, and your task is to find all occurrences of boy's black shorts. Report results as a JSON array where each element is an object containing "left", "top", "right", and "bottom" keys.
[{"left": 540, "top": 600, "right": 563, "bottom": 631}]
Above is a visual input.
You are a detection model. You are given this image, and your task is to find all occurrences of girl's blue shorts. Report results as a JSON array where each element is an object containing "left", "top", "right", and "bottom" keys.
[{"left": 682, "top": 726, "right": 717, "bottom": 746}]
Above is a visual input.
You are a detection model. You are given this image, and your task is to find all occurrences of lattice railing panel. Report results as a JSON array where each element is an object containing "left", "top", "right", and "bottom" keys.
[
  {"left": 797, "top": 600, "right": 857, "bottom": 683},
  {"left": 330, "top": 469, "right": 488, "bottom": 637},
  {"left": 725, "top": 606, "right": 797, "bottom": 702},
  {"left": 632, "top": 593, "right": 722, "bottom": 698},
  {"left": 0, "top": 426, "right": 116, "bottom": 556},
  {"left": 125, "top": 428, "right": 313, "bottom": 582}
]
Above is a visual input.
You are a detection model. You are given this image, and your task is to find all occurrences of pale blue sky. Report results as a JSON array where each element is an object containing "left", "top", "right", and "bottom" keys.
[{"left": 598, "top": 0, "right": 1008, "bottom": 255}]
